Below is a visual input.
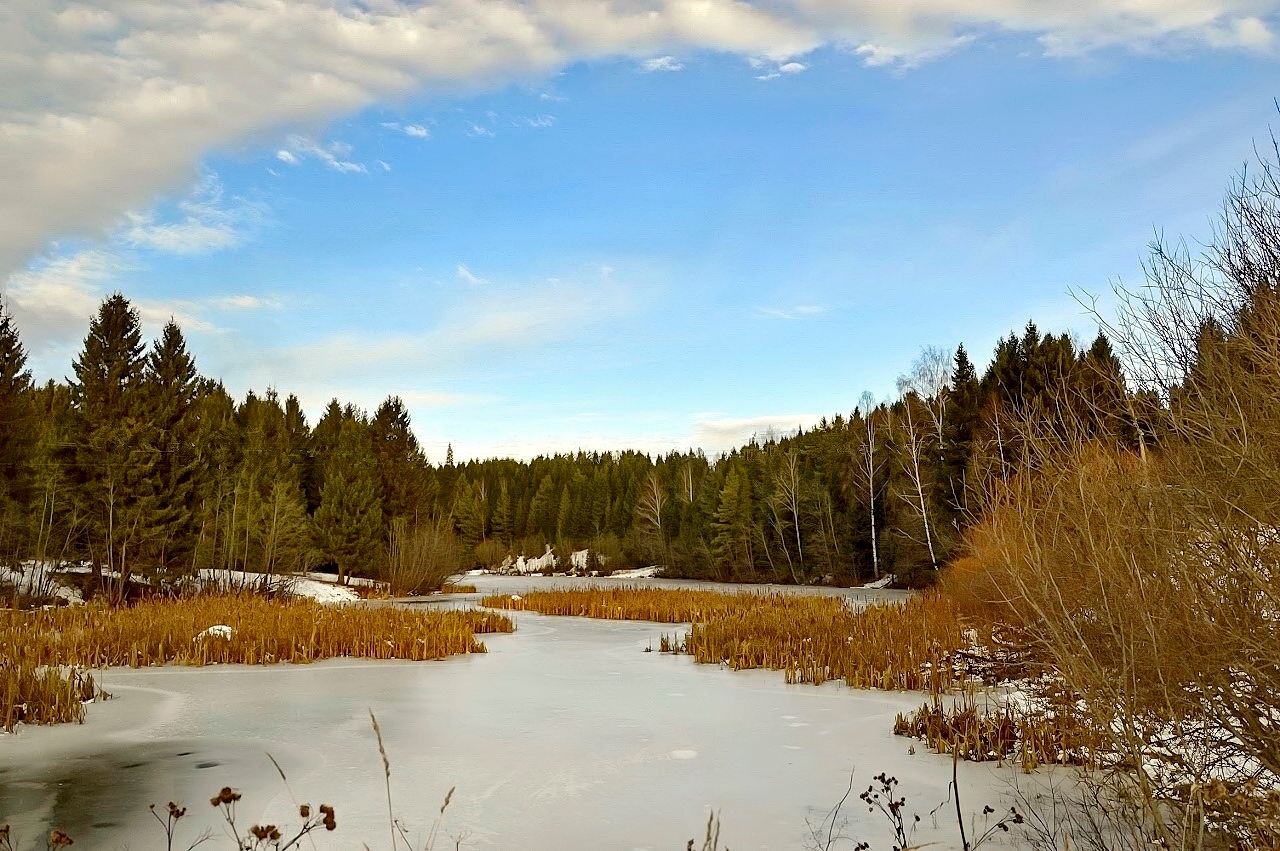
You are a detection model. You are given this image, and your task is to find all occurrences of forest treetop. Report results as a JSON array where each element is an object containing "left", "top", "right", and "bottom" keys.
[{"left": 0, "top": 290, "right": 1136, "bottom": 592}]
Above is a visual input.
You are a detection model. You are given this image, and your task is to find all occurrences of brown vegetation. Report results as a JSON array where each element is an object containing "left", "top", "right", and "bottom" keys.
[
  {"left": 894, "top": 696, "right": 1093, "bottom": 771},
  {"left": 483, "top": 586, "right": 965, "bottom": 690},
  {"left": 952, "top": 148, "right": 1280, "bottom": 847},
  {"left": 1, "top": 662, "right": 100, "bottom": 731},
  {"left": 0, "top": 592, "right": 513, "bottom": 730}
]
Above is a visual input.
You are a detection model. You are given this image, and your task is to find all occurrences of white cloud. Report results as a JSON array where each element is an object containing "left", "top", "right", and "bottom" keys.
[
  {"left": 758, "top": 304, "right": 826, "bottom": 319},
  {"left": 281, "top": 136, "right": 367, "bottom": 173},
  {"left": 258, "top": 275, "right": 630, "bottom": 404},
  {"left": 275, "top": 150, "right": 299, "bottom": 165},
  {"left": 215, "top": 294, "right": 277, "bottom": 311},
  {"left": 690, "top": 414, "right": 822, "bottom": 451},
  {"left": 2, "top": 0, "right": 1275, "bottom": 277},
  {"left": 3, "top": 174, "right": 271, "bottom": 353},
  {"left": 641, "top": 55, "right": 685, "bottom": 72},
  {"left": 5, "top": 249, "right": 124, "bottom": 348},
  {"left": 456, "top": 264, "right": 487, "bottom": 285},
  {"left": 756, "top": 59, "right": 807, "bottom": 79},
  {"left": 383, "top": 121, "right": 431, "bottom": 139},
  {"left": 467, "top": 122, "right": 496, "bottom": 138},
  {"left": 122, "top": 173, "right": 258, "bottom": 255},
  {"left": 518, "top": 115, "right": 556, "bottom": 128}
]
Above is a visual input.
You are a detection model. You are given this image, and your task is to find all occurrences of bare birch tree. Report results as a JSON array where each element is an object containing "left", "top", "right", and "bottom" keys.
[{"left": 856, "top": 392, "right": 883, "bottom": 579}]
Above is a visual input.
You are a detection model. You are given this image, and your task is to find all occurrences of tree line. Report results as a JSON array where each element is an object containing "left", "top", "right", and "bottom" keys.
[{"left": 0, "top": 291, "right": 1140, "bottom": 595}]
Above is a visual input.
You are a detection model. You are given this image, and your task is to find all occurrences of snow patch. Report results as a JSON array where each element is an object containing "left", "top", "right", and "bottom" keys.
[
  {"left": 0, "top": 562, "right": 84, "bottom": 605},
  {"left": 609, "top": 566, "right": 660, "bottom": 579},
  {"left": 860, "top": 574, "right": 895, "bottom": 589}
]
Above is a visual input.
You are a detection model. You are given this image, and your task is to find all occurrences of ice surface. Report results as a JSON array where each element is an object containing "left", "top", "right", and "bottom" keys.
[{"left": 1, "top": 591, "right": 1025, "bottom": 850}]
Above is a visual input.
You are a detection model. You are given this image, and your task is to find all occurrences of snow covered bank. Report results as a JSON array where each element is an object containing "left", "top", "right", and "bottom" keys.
[{"left": 196, "top": 570, "right": 362, "bottom": 604}]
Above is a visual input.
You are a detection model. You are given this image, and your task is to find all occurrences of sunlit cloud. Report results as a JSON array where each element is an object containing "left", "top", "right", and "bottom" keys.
[
  {"left": 279, "top": 136, "right": 367, "bottom": 174},
  {"left": 690, "top": 413, "right": 823, "bottom": 450},
  {"left": 642, "top": 55, "right": 685, "bottom": 72},
  {"left": 4, "top": 0, "right": 1271, "bottom": 278},
  {"left": 3, "top": 173, "right": 270, "bottom": 353}
]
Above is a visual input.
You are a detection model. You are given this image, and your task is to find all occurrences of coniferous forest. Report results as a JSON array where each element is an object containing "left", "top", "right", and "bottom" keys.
[{"left": 0, "top": 288, "right": 1141, "bottom": 594}]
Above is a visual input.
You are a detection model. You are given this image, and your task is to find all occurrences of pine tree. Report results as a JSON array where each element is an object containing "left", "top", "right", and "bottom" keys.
[
  {"left": 140, "top": 321, "right": 202, "bottom": 575},
  {"left": 68, "top": 294, "right": 161, "bottom": 596},
  {"left": 188, "top": 381, "right": 242, "bottom": 574},
  {"left": 941, "top": 344, "right": 980, "bottom": 516},
  {"left": 712, "top": 465, "right": 754, "bottom": 580},
  {"left": 306, "top": 399, "right": 346, "bottom": 511},
  {"left": 491, "top": 480, "right": 513, "bottom": 545},
  {"left": 526, "top": 474, "right": 557, "bottom": 541},
  {"left": 371, "top": 396, "right": 427, "bottom": 522},
  {"left": 0, "top": 297, "right": 34, "bottom": 566},
  {"left": 314, "top": 419, "right": 384, "bottom": 583}
]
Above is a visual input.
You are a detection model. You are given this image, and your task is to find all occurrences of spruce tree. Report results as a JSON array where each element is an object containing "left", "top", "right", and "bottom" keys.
[
  {"left": 314, "top": 419, "right": 384, "bottom": 583},
  {"left": 0, "top": 297, "right": 34, "bottom": 566},
  {"left": 140, "top": 321, "right": 202, "bottom": 575},
  {"left": 371, "top": 396, "right": 427, "bottom": 522},
  {"left": 68, "top": 294, "right": 160, "bottom": 596},
  {"left": 941, "top": 344, "right": 980, "bottom": 516}
]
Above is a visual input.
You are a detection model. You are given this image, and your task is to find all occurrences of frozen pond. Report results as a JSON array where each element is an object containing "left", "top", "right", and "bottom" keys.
[{"left": 1, "top": 581, "right": 1024, "bottom": 850}]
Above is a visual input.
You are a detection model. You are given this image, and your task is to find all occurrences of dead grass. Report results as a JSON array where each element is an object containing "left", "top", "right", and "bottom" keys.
[
  {"left": 483, "top": 587, "right": 965, "bottom": 691},
  {"left": 1, "top": 663, "right": 101, "bottom": 731},
  {"left": 894, "top": 696, "right": 1095, "bottom": 771},
  {"left": 440, "top": 583, "right": 477, "bottom": 594},
  {"left": 0, "top": 592, "right": 514, "bottom": 729}
]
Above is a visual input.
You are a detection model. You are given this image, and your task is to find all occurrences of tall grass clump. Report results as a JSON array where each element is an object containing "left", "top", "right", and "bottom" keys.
[
  {"left": 1, "top": 592, "right": 513, "bottom": 669},
  {"left": 0, "top": 593, "right": 513, "bottom": 728},
  {"left": 1, "top": 662, "right": 100, "bottom": 731},
  {"left": 484, "top": 587, "right": 965, "bottom": 691},
  {"left": 893, "top": 695, "right": 1094, "bottom": 772}
]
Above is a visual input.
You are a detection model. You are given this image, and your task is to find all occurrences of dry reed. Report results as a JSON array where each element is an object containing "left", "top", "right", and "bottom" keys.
[
  {"left": 1, "top": 663, "right": 100, "bottom": 731},
  {"left": 1, "top": 593, "right": 513, "bottom": 729},
  {"left": 894, "top": 697, "right": 1094, "bottom": 771},
  {"left": 483, "top": 587, "right": 965, "bottom": 691}
]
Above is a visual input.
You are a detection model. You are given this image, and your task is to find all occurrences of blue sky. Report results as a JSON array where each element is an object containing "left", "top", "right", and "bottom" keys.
[{"left": 2, "top": 2, "right": 1276, "bottom": 460}]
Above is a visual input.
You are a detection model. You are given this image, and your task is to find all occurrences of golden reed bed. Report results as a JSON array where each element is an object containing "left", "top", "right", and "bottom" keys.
[
  {"left": 482, "top": 587, "right": 964, "bottom": 691},
  {"left": 2, "top": 593, "right": 513, "bottom": 731}
]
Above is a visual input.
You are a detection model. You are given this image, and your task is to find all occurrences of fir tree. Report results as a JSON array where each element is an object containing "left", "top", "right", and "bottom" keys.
[
  {"left": 314, "top": 419, "right": 384, "bottom": 583},
  {"left": 0, "top": 297, "right": 34, "bottom": 565},
  {"left": 371, "top": 396, "right": 427, "bottom": 522},
  {"left": 140, "top": 321, "right": 202, "bottom": 575},
  {"left": 68, "top": 294, "right": 161, "bottom": 596}
]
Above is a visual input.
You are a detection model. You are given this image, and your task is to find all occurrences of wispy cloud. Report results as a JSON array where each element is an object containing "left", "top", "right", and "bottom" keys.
[
  {"left": 278, "top": 136, "right": 367, "bottom": 174},
  {"left": 758, "top": 304, "right": 826, "bottom": 319},
  {"left": 382, "top": 121, "right": 431, "bottom": 139},
  {"left": 690, "top": 414, "right": 822, "bottom": 450},
  {"left": 467, "top": 122, "right": 496, "bottom": 138},
  {"left": 3, "top": 174, "right": 273, "bottom": 353},
  {"left": 122, "top": 174, "right": 259, "bottom": 255},
  {"left": 517, "top": 115, "right": 556, "bottom": 128},
  {"left": 456, "top": 264, "right": 488, "bottom": 286},
  {"left": 270, "top": 273, "right": 629, "bottom": 387},
  {"left": 755, "top": 59, "right": 807, "bottom": 80},
  {"left": 641, "top": 55, "right": 684, "bottom": 72}
]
